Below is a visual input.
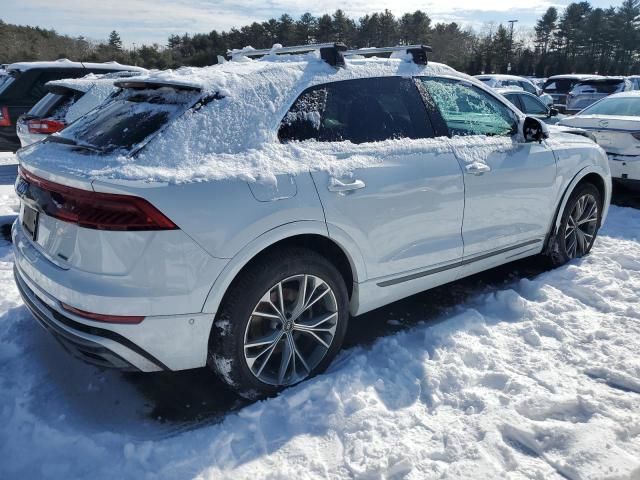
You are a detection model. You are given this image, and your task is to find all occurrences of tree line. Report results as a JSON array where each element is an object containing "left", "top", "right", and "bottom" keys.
[{"left": 1, "top": 1, "right": 639, "bottom": 76}]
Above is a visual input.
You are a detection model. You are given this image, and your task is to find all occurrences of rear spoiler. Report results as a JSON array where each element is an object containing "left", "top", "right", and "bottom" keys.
[
  {"left": 113, "top": 80, "right": 202, "bottom": 92},
  {"left": 47, "top": 84, "right": 85, "bottom": 95}
]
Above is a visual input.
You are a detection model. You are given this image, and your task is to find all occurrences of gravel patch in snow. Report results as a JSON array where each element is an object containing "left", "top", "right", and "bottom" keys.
[{"left": 0, "top": 206, "right": 639, "bottom": 479}]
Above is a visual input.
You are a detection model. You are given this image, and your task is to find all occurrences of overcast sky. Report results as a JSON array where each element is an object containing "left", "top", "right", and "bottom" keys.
[{"left": 2, "top": 0, "right": 617, "bottom": 46}]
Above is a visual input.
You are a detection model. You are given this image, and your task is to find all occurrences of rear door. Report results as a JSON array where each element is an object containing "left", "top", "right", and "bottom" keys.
[
  {"left": 418, "top": 77, "right": 558, "bottom": 270},
  {"left": 279, "top": 77, "right": 465, "bottom": 282}
]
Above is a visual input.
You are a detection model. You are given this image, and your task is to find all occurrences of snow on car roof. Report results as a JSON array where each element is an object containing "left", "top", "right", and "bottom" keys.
[
  {"left": 46, "top": 70, "right": 148, "bottom": 93},
  {"left": 19, "top": 54, "right": 501, "bottom": 185},
  {"left": 475, "top": 74, "right": 532, "bottom": 82},
  {"left": 6, "top": 59, "right": 146, "bottom": 72},
  {"left": 546, "top": 74, "right": 603, "bottom": 80}
]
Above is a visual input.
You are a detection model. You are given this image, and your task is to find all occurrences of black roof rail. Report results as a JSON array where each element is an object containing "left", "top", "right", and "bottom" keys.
[
  {"left": 227, "top": 43, "right": 347, "bottom": 67},
  {"left": 345, "top": 45, "right": 432, "bottom": 65},
  {"left": 226, "top": 43, "right": 432, "bottom": 67}
]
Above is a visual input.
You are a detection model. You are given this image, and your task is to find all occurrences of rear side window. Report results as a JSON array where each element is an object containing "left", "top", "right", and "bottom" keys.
[
  {"left": 55, "top": 88, "right": 198, "bottom": 153},
  {"left": 0, "top": 75, "right": 14, "bottom": 95},
  {"left": 419, "top": 77, "right": 518, "bottom": 136},
  {"left": 571, "top": 80, "right": 625, "bottom": 95},
  {"left": 278, "top": 77, "right": 434, "bottom": 144},
  {"left": 519, "top": 81, "right": 538, "bottom": 95},
  {"left": 503, "top": 93, "right": 523, "bottom": 111},
  {"left": 520, "top": 94, "right": 548, "bottom": 115},
  {"left": 543, "top": 79, "right": 578, "bottom": 94},
  {"left": 27, "top": 71, "right": 82, "bottom": 102}
]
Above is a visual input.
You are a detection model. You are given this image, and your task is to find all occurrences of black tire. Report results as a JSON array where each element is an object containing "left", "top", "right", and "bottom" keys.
[
  {"left": 548, "top": 182, "right": 602, "bottom": 266},
  {"left": 209, "top": 247, "right": 349, "bottom": 399}
]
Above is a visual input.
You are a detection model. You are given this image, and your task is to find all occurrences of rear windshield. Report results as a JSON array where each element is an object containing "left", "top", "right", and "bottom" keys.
[
  {"left": 570, "top": 80, "right": 625, "bottom": 95},
  {"left": 54, "top": 87, "right": 198, "bottom": 153},
  {"left": 543, "top": 78, "right": 581, "bottom": 94},
  {"left": 580, "top": 97, "right": 640, "bottom": 117},
  {"left": 28, "top": 90, "right": 82, "bottom": 119}
]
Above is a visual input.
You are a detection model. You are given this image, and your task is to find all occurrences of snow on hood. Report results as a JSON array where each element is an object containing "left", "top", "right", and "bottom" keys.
[{"left": 18, "top": 55, "right": 499, "bottom": 185}]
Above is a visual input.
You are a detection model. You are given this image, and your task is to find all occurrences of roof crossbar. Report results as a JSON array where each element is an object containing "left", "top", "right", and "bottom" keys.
[
  {"left": 228, "top": 43, "right": 347, "bottom": 67},
  {"left": 345, "top": 45, "right": 432, "bottom": 65},
  {"left": 226, "top": 43, "right": 432, "bottom": 67}
]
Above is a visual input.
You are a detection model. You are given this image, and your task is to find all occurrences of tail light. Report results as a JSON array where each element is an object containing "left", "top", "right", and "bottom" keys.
[
  {"left": 27, "top": 118, "right": 66, "bottom": 134},
  {"left": 18, "top": 167, "right": 178, "bottom": 231},
  {"left": 61, "top": 302, "right": 144, "bottom": 324},
  {"left": 0, "top": 106, "right": 10, "bottom": 126}
]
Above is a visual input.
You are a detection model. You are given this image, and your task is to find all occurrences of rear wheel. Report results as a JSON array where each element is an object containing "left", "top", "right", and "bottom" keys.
[
  {"left": 549, "top": 183, "right": 602, "bottom": 266},
  {"left": 209, "top": 248, "right": 349, "bottom": 399}
]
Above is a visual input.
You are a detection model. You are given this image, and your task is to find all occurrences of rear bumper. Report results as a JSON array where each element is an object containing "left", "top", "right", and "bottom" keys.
[
  {"left": 15, "top": 263, "right": 163, "bottom": 371},
  {"left": 12, "top": 220, "right": 220, "bottom": 371}
]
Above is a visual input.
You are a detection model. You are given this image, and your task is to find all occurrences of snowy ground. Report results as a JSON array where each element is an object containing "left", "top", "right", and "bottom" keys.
[{"left": 0, "top": 155, "right": 639, "bottom": 478}]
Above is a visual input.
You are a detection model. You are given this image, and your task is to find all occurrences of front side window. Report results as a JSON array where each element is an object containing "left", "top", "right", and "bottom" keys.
[
  {"left": 520, "top": 94, "right": 548, "bottom": 115},
  {"left": 278, "top": 77, "right": 433, "bottom": 144},
  {"left": 419, "top": 77, "right": 518, "bottom": 136}
]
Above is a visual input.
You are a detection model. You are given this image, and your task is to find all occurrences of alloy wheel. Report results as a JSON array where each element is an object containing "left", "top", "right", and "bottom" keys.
[
  {"left": 243, "top": 274, "right": 338, "bottom": 386},
  {"left": 564, "top": 193, "right": 599, "bottom": 259}
]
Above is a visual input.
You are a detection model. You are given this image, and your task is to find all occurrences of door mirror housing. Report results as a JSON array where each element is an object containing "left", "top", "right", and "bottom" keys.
[{"left": 520, "top": 116, "right": 549, "bottom": 143}]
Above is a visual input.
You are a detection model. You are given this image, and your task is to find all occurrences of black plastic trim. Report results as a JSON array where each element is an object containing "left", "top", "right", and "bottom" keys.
[
  {"left": 377, "top": 239, "right": 542, "bottom": 287},
  {"left": 14, "top": 266, "right": 170, "bottom": 371}
]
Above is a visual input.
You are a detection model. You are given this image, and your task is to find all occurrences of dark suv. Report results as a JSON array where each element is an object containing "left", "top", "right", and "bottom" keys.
[{"left": 0, "top": 60, "right": 144, "bottom": 152}]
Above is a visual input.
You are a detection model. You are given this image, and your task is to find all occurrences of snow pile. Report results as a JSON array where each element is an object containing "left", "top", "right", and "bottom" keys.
[
  {"left": 18, "top": 55, "right": 482, "bottom": 185},
  {"left": 0, "top": 153, "right": 18, "bottom": 217},
  {"left": 0, "top": 205, "right": 639, "bottom": 479}
]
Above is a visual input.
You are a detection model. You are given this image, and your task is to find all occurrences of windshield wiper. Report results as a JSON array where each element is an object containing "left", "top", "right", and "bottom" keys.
[{"left": 46, "top": 135, "right": 106, "bottom": 153}]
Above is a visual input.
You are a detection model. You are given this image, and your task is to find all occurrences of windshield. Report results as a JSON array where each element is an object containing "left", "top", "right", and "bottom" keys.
[
  {"left": 543, "top": 78, "right": 580, "bottom": 94},
  {"left": 55, "top": 88, "right": 198, "bottom": 153},
  {"left": 570, "top": 80, "right": 625, "bottom": 95},
  {"left": 580, "top": 97, "right": 640, "bottom": 117}
]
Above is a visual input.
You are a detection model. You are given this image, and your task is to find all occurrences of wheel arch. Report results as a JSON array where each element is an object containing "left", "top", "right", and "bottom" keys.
[
  {"left": 544, "top": 166, "right": 611, "bottom": 252},
  {"left": 201, "top": 221, "right": 364, "bottom": 315}
]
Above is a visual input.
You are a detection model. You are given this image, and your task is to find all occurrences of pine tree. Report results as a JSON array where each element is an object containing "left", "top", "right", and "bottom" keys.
[{"left": 108, "top": 30, "right": 123, "bottom": 51}]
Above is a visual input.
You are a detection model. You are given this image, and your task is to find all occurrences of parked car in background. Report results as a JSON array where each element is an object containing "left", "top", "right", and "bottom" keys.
[
  {"left": 13, "top": 44, "right": 611, "bottom": 399},
  {"left": 560, "top": 91, "right": 640, "bottom": 190},
  {"left": 498, "top": 88, "right": 562, "bottom": 125},
  {"left": 0, "top": 59, "right": 145, "bottom": 152},
  {"left": 565, "top": 77, "right": 635, "bottom": 114},
  {"left": 16, "top": 70, "right": 146, "bottom": 147},
  {"left": 543, "top": 74, "right": 603, "bottom": 113},
  {"left": 475, "top": 74, "right": 553, "bottom": 106}
]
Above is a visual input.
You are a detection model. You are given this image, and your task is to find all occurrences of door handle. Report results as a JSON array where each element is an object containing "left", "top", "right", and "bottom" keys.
[
  {"left": 328, "top": 178, "right": 366, "bottom": 193},
  {"left": 465, "top": 162, "right": 491, "bottom": 175}
]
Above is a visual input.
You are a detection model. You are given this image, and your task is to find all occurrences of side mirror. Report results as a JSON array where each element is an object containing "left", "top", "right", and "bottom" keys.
[
  {"left": 549, "top": 108, "right": 559, "bottom": 117},
  {"left": 521, "top": 116, "right": 549, "bottom": 143}
]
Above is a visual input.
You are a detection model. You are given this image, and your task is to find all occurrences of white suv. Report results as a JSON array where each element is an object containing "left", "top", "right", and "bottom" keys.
[{"left": 13, "top": 44, "right": 612, "bottom": 398}]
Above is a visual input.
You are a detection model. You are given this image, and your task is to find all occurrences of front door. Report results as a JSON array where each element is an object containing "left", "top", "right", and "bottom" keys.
[{"left": 418, "top": 77, "right": 558, "bottom": 263}]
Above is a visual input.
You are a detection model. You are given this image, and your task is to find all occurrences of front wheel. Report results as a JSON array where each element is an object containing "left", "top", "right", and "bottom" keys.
[
  {"left": 209, "top": 248, "right": 349, "bottom": 399},
  {"left": 548, "top": 183, "right": 602, "bottom": 266}
]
